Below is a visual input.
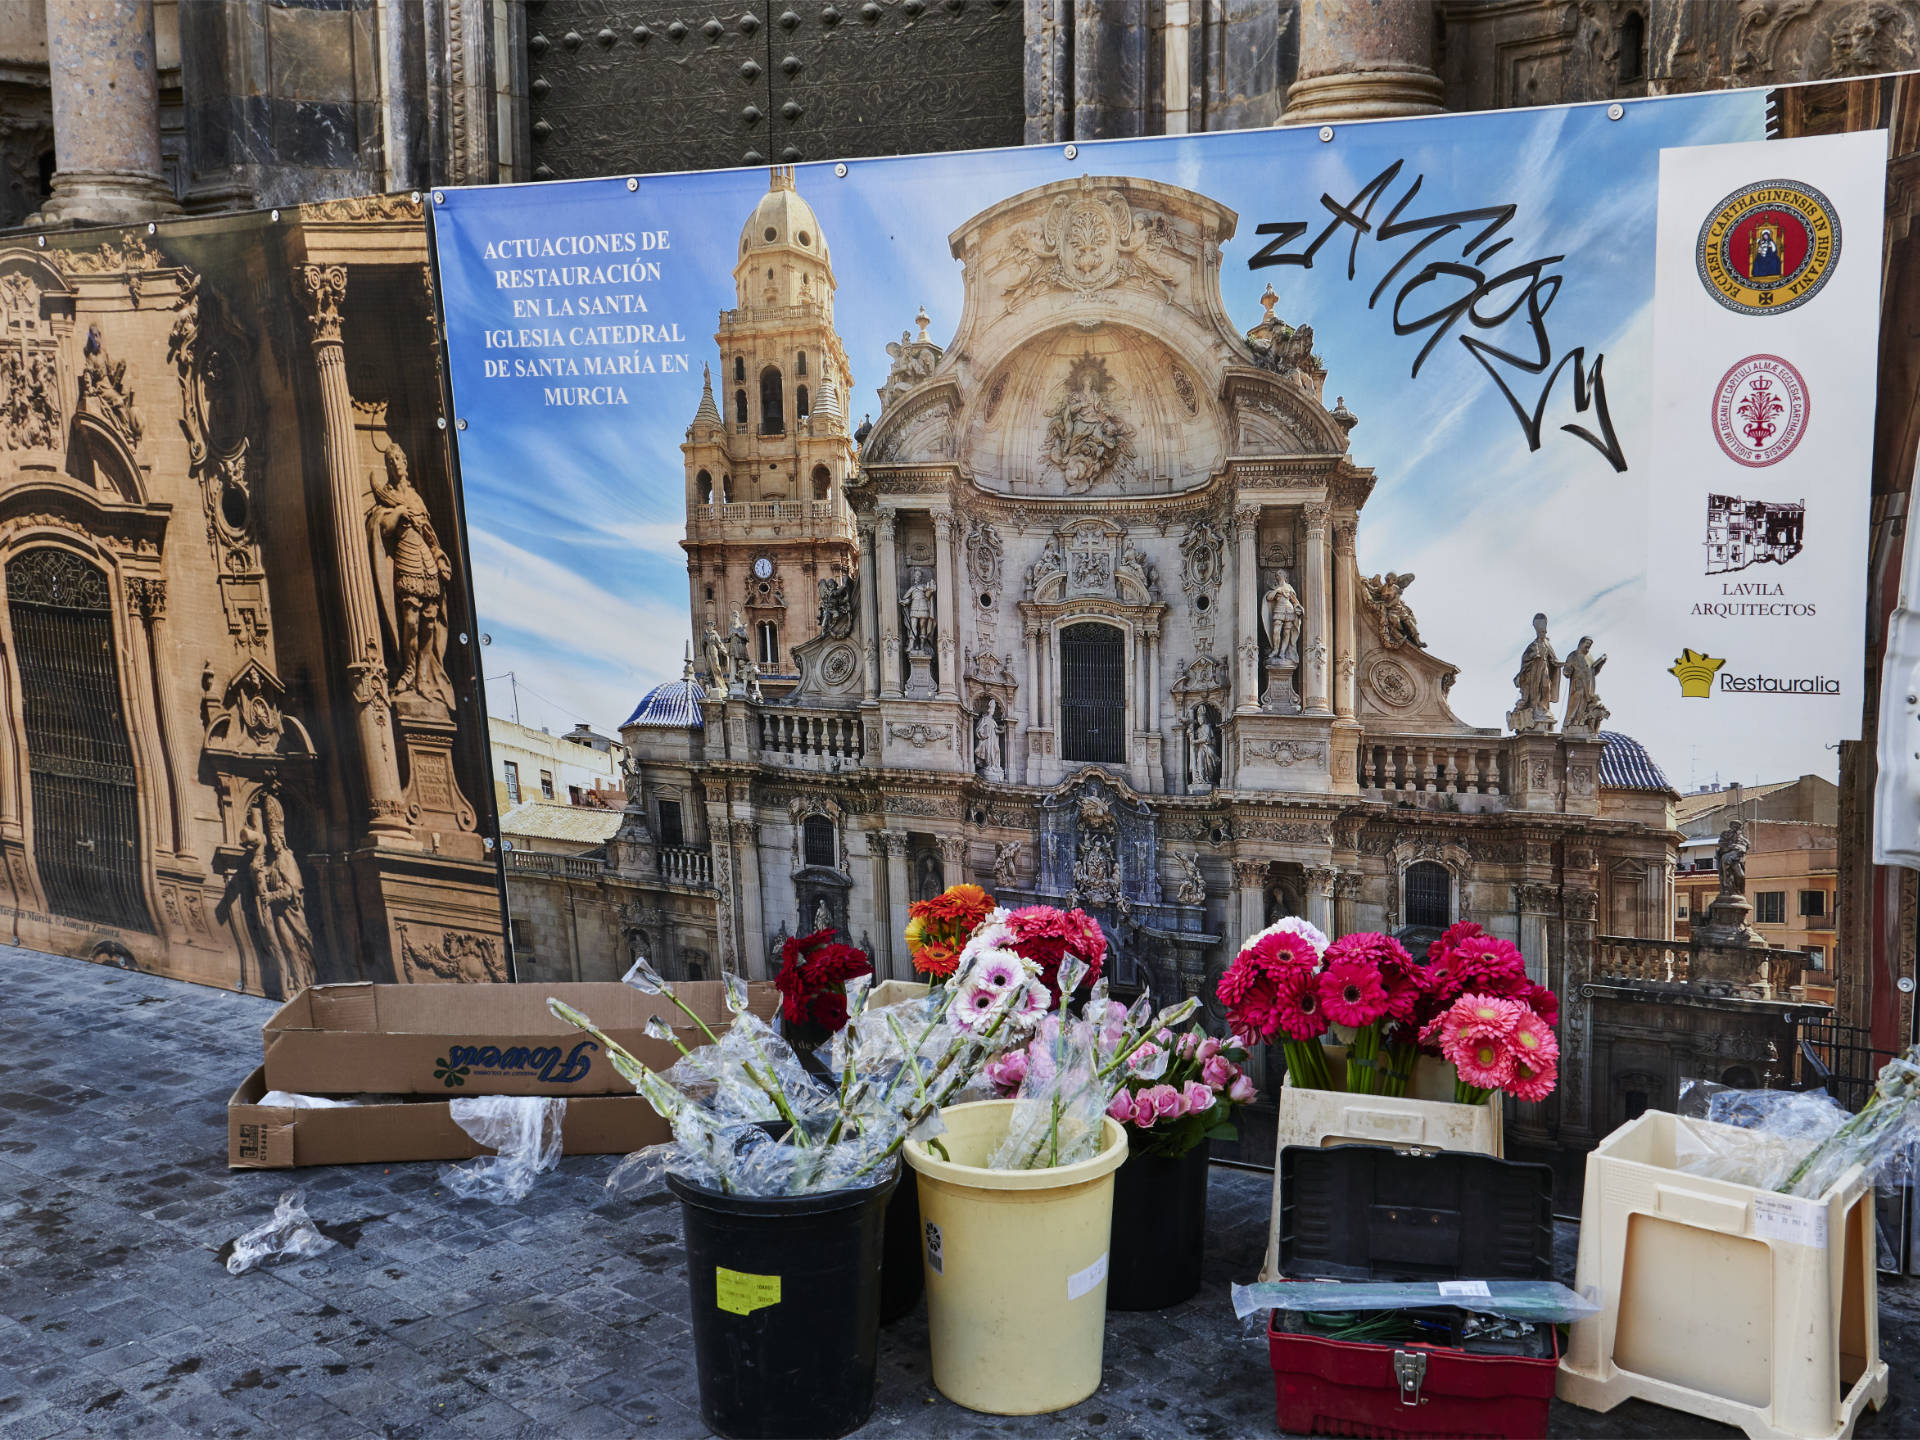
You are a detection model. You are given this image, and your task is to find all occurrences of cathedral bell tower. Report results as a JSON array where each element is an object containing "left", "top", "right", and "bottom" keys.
[{"left": 681, "top": 167, "right": 859, "bottom": 698}]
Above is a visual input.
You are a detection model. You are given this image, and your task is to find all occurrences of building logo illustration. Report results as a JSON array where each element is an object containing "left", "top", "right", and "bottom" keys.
[
  {"left": 1670, "top": 648, "right": 1727, "bottom": 698},
  {"left": 1712, "top": 354, "right": 1809, "bottom": 466},
  {"left": 1705, "top": 493, "right": 1805, "bottom": 574},
  {"left": 1695, "top": 179, "right": 1840, "bottom": 315}
]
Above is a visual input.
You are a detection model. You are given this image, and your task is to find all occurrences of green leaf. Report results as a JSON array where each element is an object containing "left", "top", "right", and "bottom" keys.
[{"left": 1204, "top": 1122, "right": 1237, "bottom": 1142}]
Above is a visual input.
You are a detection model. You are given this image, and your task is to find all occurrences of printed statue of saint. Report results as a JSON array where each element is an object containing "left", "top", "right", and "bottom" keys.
[{"left": 1748, "top": 221, "right": 1783, "bottom": 280}]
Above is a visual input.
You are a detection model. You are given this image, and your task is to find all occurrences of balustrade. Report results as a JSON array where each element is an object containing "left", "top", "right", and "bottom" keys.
[
  {"left": 1355, "top": 736, "right": 1505, "bottom": 797},
  {"left": 658, "top": 845, "right": 714, "bottom": 886},
  {"left": 757, "top": 708, "right": 866, "bottom": 769}
]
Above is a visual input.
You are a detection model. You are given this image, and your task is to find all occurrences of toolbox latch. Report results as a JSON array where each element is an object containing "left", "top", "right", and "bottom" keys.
[{"left": 1391, "top": 1349, "right": 1428, "bottom": 1407}]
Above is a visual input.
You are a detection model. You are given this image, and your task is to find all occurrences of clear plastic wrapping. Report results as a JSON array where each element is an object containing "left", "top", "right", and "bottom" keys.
[
  {"left": 1230, "top": 1280, "right": 1600, "bottom": 1324},
  {"left": 1779, "top": 1049, "right": 1920, "bottom": 1198},
  {"left": 1669, "top": 1086, "right": 1847, "bottom": 1191},
  {"left": 225, "top": 1190, "right": 336, "bottom": 1275},
  {"left": 441, "top": 1095, "right": 567, "bottom": 1204}
]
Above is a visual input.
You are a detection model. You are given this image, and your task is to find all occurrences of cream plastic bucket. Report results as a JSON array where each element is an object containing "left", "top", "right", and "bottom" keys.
[{"left": 904, "top": 1099, "right": 1128, "bottom": 1415}]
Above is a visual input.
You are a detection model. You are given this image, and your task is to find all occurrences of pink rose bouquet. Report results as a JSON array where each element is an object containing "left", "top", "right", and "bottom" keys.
[{"left": 1068, "top": 1023, "right": 1254, "bottom": 1159}]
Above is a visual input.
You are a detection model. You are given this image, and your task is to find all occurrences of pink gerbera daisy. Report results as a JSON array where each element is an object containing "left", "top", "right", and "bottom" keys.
[
  {"left": 1506, "top": 1056, "right": 1558, "bottom": 1104},
  {"left": 1273, "top": 964, "right": 1329, "bottom": 1040},
  {"left": 1457, "top": 993, "right": 1522, "bottom": 1044},
  {"left": 1455, "top": 1035, "right": 1516, "bottom": 1090},
  {"left": 1319, "top": 960, "right": 1389, "bottom": 1028},
  {"left": 1509, "top": 1007, "right": 1560, "bottom": 1066}
]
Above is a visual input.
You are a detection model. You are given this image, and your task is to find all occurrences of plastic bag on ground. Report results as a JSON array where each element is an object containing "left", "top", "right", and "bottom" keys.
[
  {"left": 1231, "top": 1279, "right": 1601, "bottom": 1325},
  {"left": 442, "top": 1095, "right": 566, "bottom": 1204},
  {"left": 226, "top": 1190, "right": 336, "bottom": 1275}
]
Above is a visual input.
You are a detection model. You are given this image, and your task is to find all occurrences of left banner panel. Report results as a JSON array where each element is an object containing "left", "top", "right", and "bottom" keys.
[{"left": 0, "top": 200, "right": 507, "bottom": 997}]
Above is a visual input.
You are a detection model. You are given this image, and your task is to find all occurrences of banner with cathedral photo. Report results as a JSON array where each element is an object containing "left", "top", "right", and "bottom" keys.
[
  {"left": 430, "top": 78, "right": 1890, "bottom": 1136},
  {"left": 0, "top": 203, "right": 506, "bottom": 1000}
]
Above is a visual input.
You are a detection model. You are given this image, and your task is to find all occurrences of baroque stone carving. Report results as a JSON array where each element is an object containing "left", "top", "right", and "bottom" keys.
[
  {"left": 1242, "top": 739, "right": 1326, "bottom": 767},
  {"left": 1562, "top": 636, "right": 1610, "bottom": 735},
  {"left": 77, "top": 323, "right": 143, "bottom": 448},
  {"left": 368, "top": 438, "right": 458, "bottom": 714},
  {"left": 1184, "top": 702, "right": 1222, "bottom": 790},
  {"left": 993, "top": 840, "right": 1021, "bottom": 888},
  {"left": 888, "top": 723, "right": 953, "bottom": 749},
  {"left": 396, "top": 921, "right": 509, "bottom": 983},
  {"left": 880, "top": 307, "right": 942, "bottom": 407},
  {"left": 973, "top": 697, "right": 1006, "bottom": 781},
  {"left": 1508, "top": 612, "right": 1562, "bottom": 734},
  {"left": 1179, "top": 518, "right": 1226, "bottom": 594},
  {"left": 1042, "top": 354, "right": 1140, "bottom": 493},
  {"left": 999, "top": 177, "right": 1180, "bottom": 311},
  {"left": 1170, "top": 851, "right": 1206, "bottom": 906},
  {"left": 0, "top": 271, "right": 62, "bottom": 452},
  {"left": 814, "top": 567, "right": 857, "bottom": 639},
  {"left": 966, "top": 518, "right": 1003, "bottom": 594},
  {"left": 1360, "top": 571, "right": 1423, "bottom": 649},
  {"left": 240, "top": 788, "right": 316, "bottom": 995},
  {"left": 1368, "top": 657, "right": 1417, "bottom": 709}
]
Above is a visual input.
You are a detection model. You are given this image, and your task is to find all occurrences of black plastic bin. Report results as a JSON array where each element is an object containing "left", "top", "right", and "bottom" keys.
[
  {"left": 1107, "top": 1143, "right": 1209, "bottom": 1310},
  {"left": 669, "top": 1163, "right": 898, "bottom": 1440},
  {"left": 880, "top": 1168, "right": 924, "bottom": 1323}
]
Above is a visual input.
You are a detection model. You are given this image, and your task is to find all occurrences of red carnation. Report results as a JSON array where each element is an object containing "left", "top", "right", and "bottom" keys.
[{"left": 775, "top": 929, "right": 874, "bottom": 1035}]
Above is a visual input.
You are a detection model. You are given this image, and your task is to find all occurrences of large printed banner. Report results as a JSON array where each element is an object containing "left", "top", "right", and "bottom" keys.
[{"left": 430, "top": 88, "right": 1888, "bottom": 989}]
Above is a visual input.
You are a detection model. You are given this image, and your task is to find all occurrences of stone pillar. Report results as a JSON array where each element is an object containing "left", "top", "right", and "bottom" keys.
[
  {"left": 1306, "top": 865, "right": 1337, "bottom": 936},
  {"left": 1302, "top": 504, "right": 1331, "bottom": 715},
  {"left": 126, "top": 577, "right": 184, "bottom": 860},
  {"left": 1234, "top": 858, "right": 1268, "bottom": 945},
  {"left": 1516, "top": 883, "right": 1558, "bottom": 987},
  {"left": 299, "top": 265, "right": 416, "bottom": 848},
  {"left": 884, "top": 829, "right": 912, "bottom": 980},
  {"left": 708, "top": 796, "right": 739, "bottom": 976},
  {"left": 733, "top": 818, "right": 766, "bottom": 979},
  {"left": 858, "top": 517, "right": 880, "bottom": 700},
  {"left": 876, "top": 510, "right": 901, "bottom": 697},
  {"left": 1331, "top": 516, "right": 1357, "bottom": 720},
  {"left": 1284, "top": 0, "right": 1444, "bottom": 125},
  {"left": 1235, "top": 502, "right": 1261, "bottom": 713},
  {"left": 865, "top": 830, "right": 895, "bottom": 974},
  {"left": 1334, "top": 872, "right": 1361, "bottom": 939},
  {"left": 933, "top": 509, "right": 958, "bottom": 700},
  {"left": 35, "top": 0, "right": 181, "bottom": 226},
  {"left": 1559, "top": 887, "right": 1599, "bottom": 1146}
]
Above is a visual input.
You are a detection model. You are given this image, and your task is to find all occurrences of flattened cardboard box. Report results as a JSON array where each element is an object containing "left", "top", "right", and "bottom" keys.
[
  {"left": 227, "top": 1067, "right": 672, "bottom": 1169},
  {"left": 262, "top": 980, "right": 779, "bottom": 1097}
]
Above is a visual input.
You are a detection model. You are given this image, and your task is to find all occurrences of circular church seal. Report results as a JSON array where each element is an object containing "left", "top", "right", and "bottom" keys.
[
  {"left": 1711, "top": 354, "right": 1809, "bottom": 467},
  {"left": 1695, "top": 179, "right": 1840, "bottom": 317}
]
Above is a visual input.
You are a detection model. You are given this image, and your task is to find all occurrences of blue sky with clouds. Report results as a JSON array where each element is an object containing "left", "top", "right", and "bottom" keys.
[{"left": 434, "top": 87, "right": 1837, "bottom": 791}]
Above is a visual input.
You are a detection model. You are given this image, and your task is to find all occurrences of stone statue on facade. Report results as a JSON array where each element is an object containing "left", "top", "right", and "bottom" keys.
[
  {"left": 368, "top": 445, "right": 457, "bottom": 712},
  {"left": 1262, "top": 573, "right": 1303, "bottom": 668},
  {"left": 727, "top": 608, "right": 751, "bottom": 682},
  {"left": 900, "top": 567, "right": 937, "bottom": 653},
  {"left": 813, "top": 897, "right": 833, "bottom": 934},
  {"left": 78, "top": 322, "right": 142, "bottom": 445},
  {"left": 241, "top": 790, "right": 316, "bottom": 996},
  {"left": 1361, "top": 571, "right": 1423, "bottom": 648},
  {"left": 744, "top": 657, "right": 765, "bottom": 703},
  {"left": 974, "top": 697, "right": 1005, "bottom": 782},
  {"left": 1187, "top": 702, "right": 1221, "bottom": 790},
  {"left": 1072, "top": 834, "right": 1120, "bottom": 906},
  {"left": 1562, "top": 636, "right": 1610, "bottom": 734},
  {"left": 993, "top": 840, "right": 1021, "bottom": 889},
  {"left": 1717, "top": 819, "right": 1750, "bottom": 895},
  {"left": 701, "top": 614, "right": 728, "bottom": 694},
  {"left": 1171, "top": 851, "right": 1206, "bottom": 907},
  {"left": 1027, "top": 537, "right": 1067, "bottom": 598},
  {"left": 815, "top": 569, "right": 856, "bottom": 639},
  {"left": 1507, "top": 612, "right": 1562, "bottom": 733}
]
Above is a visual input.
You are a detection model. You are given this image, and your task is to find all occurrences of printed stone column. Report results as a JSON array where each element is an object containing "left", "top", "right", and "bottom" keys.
[
  {"left": 1023, "top": 619, "right": 1041, "bottom": 783},
  {"left": 1233, "top": 858, "right": 1268, "bottom": 948},
  {"left": 932, "top": 509, "right": 959, "bottom": 700},
  {"left": 1301, "top": 504, "right": 1331, "bottom": 715},
  {"left": 857, "top": 517, "right": 880, "bottom": 699},
  {"left": 1234, "top": 503, "right": 1261, "bottom": 713},
  {"left": 1559, "top": 887, "right": 1599, "bottom": 1146},
  {"left": 1306, "top": 865, "right": 1338, "bottom": 937},
  {"left": 876, "top": 510, "right": 902, "bottom": 697},
  {"left": 1516, "top": 883, "right": 1559, "bottom": 987},
  {"left": 1284, "top": 0, "right": 1444, "bottom": 125},
  {"left": 884, "top": 829, "right": 912, "bottom": 980},
  {"left": 865, "top": 830, "right": 895, "bottom": 973},
  {"left": 732, "top": 819, "right": 766, "bottom": 979},
  {"left": 300, "top": 265, "right": 416, "bottom": 848},
  {"left": 1332, "top": 516, "right": 1358, "bottom": 719},
  {"left": 35, "top": 0, "right": 181, "bottom": 226},
  {"left": 707, "top": 797, "right": 739, "bottom": 976}
]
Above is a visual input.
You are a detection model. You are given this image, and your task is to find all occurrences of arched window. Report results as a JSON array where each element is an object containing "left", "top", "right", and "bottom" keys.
[
  {"left": 757, "top": 620, "right": 778, "bottom": 666},
  {"left": 795, "top": 385, "right": 809, "bottom": 419},
  {"left": 811, "top": 464, "right": 831, "bottom": 502},
  {"left": 696, "top": 469, "right": 713, "bottom": 504},
  {"left": 1404, "top": 862, "right": 1451, "bottom": 929},
  {"left": 796, "top": 351, "right": 807, "bottom": 377},
  {"left": 733, "top": 389, "right": 747, "bottom": 426},
  {"left": 1060, "top": 622, "right": 1126, "bottom": 764},
  {"left": 733, "top": 356, "right": 745, "bottom": 383},
  {"left": 759, "top": 367, "right": 785, "bottom": 435},
  {"left": 1618, "top": 12, "right": 1646, "bottom": 81},
  {"left": 721, "top": 474, "right": 734, "bottom": 502},
  {"left": 803, "top": 814, "right": 836, "bottom": 869}
]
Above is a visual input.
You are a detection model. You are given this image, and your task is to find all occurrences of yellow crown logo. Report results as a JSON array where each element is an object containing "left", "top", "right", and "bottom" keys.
[{"left": 1669, "top": 647, "right": 1726, "bottom": 699}]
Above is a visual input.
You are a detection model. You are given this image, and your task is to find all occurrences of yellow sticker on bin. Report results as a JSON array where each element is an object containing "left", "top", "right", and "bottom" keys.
[{"left": 716, "top": 1267, "right": 782, "bottom": 1316}]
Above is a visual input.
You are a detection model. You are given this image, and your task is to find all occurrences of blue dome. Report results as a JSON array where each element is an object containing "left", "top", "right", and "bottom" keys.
[
  {"left": 1598, "top": 731, "right": 1674, "bottom": 794},
  {"left": 623, "top": 676, "right": 706, "bottom": 730}
]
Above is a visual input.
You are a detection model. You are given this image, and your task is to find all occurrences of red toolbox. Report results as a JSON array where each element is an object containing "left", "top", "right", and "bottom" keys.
[{"left": 1265, "top": 1144, "right": 1561, "bottom": 1439}]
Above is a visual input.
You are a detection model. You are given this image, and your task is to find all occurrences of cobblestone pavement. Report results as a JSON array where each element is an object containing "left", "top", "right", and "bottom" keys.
[{"left": 1, "top": 946, "right": 1916, "bottom": 1440}]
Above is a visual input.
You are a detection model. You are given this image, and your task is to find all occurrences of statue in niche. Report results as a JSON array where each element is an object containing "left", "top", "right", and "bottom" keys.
[
  {"left": 367, "top": 445, "right": 457, "bottom": 712},
  {"left": 79, "top": 323, "right": 142, "bottom": 445},
  {"left": 1073, "top": 834, "right": 1120, "bottom": 906},
  {"left": 1507, "top": 612, "right": 1562, "bottom": 734},
  {"left": 1262, "top": 573, "right": 1303, "bottom": 668},
  {"left": 974, "top": 698, "right": 1005, "bottom": 782},
  {"left": 1041, "top": 355, "right": 1138, "bottom": 493},
  {"left": 812, "top": 897, "right": 834, "bottom": 934},
  {"left": 1171, "top": 852, "right": 1206, "bottom": 907},
  {"left": 1115, "top": 536, "right": 1159, "bottom": 597},
  {"left": 241, "top": 790, "right": 316, "bottom": 996},
  {"left": 1027, "top": 537, "right": 1067, "bottom": 597},
  {"left": 912, "top": 848, "right": 944, "bottom": 903},
  {"left": 1187, "top": 702, "right": 1221, "bottom": 789},
  {"left": 900, "top": 567, "right": 938, "bottom": 653},
  {"left": 1562, "top": 636, "right": 1609, "bottom": 734},
  {"left": 727, "top": 608, "right": 752, "bottom": 682},
  {"left": 701, "top": 614, "right": 728, "bottom": 693},
  {"left": 993, "top": 840, "right": 1021, "bottom": 888}
]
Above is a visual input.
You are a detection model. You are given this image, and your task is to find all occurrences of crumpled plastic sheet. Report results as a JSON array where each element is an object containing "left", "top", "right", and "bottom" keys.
[
  {"left": 441, "top": 1096, "right": 566, "bottom": 1204},
  {"left": 1670, "top": 1085, "right": 1850, "bottom": 1191},
  {"left": 257, "top": 1091, "right": 403, "bottom": 1108},
  {"left": 1231, "top": 1280, "right": 1601, "bottom": 1324},
  {"left": 226, "top": 1190, "right": 336, "bottom": 1275}
]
